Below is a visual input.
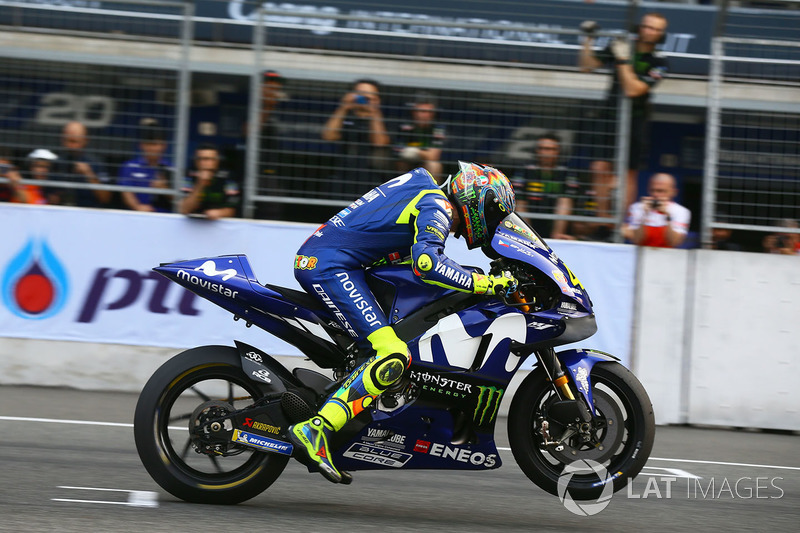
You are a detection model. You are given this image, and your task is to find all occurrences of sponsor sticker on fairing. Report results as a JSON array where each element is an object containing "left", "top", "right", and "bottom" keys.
[
  {"left": 343, "top": 443, "right": 412, "bottom": 468},
  {"left": 232, "top": 429, "right": 293, "bottom": 455}
]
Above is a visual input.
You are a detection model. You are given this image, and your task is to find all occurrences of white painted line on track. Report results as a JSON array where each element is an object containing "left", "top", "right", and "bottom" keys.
[
  {"left": 496, "top": 446, "right": 799, "bottom": 471},
  {"left": 648, "top": 456, "right": 800, "bottom": 472},
  {"left": 5, "top": 416, "right": 799, "bottom": 472},
  {"left": 52, "top": 486, "right": 159, "bottom": 508},
  {"left": 639, "top": 467, "right": 701, "bottom": 479},
  {"left": 0, "top": 415, "right": 132, "bottom": 427},
  {"left": 59, "top": 486, "right": 137, "bottom": 492},
  {"left": 53, "top": 499, "right": 137, "bottom": 505},
  {"left": 0, "top": 415, "right": 186, "bottom": 431}
]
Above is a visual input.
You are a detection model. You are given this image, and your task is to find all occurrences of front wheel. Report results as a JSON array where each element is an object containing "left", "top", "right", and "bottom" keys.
[
  {"left": 133, "top": 345, "right": 289, "bottom": 504},
  {"left": 508, "top": 362, "right": 655, "bottom": 501}
]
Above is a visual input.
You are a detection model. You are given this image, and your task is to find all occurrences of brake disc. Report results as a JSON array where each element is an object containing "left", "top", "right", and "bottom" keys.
[{"left": 548, "top": 388, "right": 625, "bottom": 464}]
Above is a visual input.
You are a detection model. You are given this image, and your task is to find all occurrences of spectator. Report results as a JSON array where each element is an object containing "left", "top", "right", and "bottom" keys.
[
  {"left": 258, "top": 70, "right": 287, "bottom": 219},
  {"left": 622, "top": 173, "right": 691, "bottom": 248},
  {"left": 1, "top": 148, "right": 43, "bottom": 204},
  {"left": 321, "top": 78, "right": 391, "bottom": 194},
  {"left": 710, "top": 213, "right": 741, "bottom": 251},
  {"left": 260, "top": 70, "right": 285, "bottom": 161},
  {"left": 578, "top": 13, "right": 669, "bottom": 208},
  {"left": 180, "top": 143, "right": 240, "bottom": 220},
  {"left": 395, "top": 91, "right": 446, "bottom": 182},
  {"left": 560, "top": 163, "right": 619, "bottom": 242},
  {"left": 762, "top": 219, "right": 799, "bottom": 255},
  {"left": 118, "top": 118, "right": 172, "bottom": 213},
  {"left": 512, "top": 132, "right": 580, "bottom": 239},
  {"left": 23, "top": 149, "right": 53, "bottom": 204},
  {"left": 48, "top": 121, "right": 112, "bottom": 207}
]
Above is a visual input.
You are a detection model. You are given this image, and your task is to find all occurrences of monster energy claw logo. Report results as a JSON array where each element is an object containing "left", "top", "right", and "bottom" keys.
[{"left": 474, "top": 386, "right": 504, "bottom": 425}]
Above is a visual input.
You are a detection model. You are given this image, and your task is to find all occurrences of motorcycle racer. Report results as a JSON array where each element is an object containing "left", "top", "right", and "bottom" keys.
[{"left": 289, "top": 161, "right": 518, "bottom": 483}]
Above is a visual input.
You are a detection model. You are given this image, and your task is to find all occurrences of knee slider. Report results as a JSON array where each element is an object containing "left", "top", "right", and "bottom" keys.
[{"left": 372, "top": 353, "right": 408, "bottom": 389}]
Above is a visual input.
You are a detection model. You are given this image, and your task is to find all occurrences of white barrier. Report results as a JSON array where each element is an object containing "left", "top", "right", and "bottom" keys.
[{"left": 633, "top": 248, "right": 800, "bottom": 431}]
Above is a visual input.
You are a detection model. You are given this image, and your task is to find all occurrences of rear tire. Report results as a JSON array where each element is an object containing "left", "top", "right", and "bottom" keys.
[
  {"left": 508, "top": 362, "right": 655, "bottom": 501},
  {"left": 134, "top": 345, "right": 289, "bottom": 504}
]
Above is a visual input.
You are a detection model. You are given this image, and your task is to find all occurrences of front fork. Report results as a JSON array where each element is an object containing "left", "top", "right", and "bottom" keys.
[{"left": 534, "top": 347, "right": 594, "bottom": 447}]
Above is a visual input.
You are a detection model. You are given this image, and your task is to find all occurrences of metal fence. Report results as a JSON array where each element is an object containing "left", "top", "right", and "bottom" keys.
[
  {"left": 702, "top": 1, "right": 800, "bottom": 249},
  {"left": 1, "top": 0, "right": 799, "bottom": 251},
  {"left": 0, "top": 0, "right": 192, "bottom": 211}
]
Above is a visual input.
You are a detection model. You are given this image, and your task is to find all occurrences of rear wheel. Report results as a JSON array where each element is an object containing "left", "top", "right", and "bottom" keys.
[
  {"left": 508, "top": 362, "right": 655, "bottom": 501},
  {"left": 133, "top": 346, "right": 289, "bottom": 504}
]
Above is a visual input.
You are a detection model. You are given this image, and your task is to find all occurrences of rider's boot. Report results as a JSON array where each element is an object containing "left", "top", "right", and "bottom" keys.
[{"left": 289, "top": 326, "right": 410, "bottom": 484}]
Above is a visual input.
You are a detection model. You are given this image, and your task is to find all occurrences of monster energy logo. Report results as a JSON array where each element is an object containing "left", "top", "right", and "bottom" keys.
[{"left": 474, "top": 386, "right": 504, "bottom": 425}]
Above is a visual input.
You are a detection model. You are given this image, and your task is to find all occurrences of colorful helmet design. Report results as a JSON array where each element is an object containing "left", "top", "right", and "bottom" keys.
[{"left": 447, "top": 161, "right": 515, "bottom": 249}]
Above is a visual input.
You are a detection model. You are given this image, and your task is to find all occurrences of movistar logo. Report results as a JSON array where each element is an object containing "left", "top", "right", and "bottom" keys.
[
  {"left": 474, "top": 386, "right": 504, "bottom": 425},
  {"left": 194, "top": 260, "right": 237, "bottom": 281}
]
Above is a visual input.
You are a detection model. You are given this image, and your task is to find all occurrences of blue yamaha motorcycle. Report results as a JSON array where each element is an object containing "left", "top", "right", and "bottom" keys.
[{"left": 134, "top": 212, "right": 655, "bottom": 504}]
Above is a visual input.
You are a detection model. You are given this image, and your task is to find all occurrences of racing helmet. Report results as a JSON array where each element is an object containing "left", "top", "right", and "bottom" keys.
[{"left": 446, "top": 161, "right": 515, "bottom": 249}]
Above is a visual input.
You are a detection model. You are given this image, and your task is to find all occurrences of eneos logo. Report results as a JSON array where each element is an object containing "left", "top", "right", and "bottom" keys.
[{"left": 2, "top": 239, "right": 69, "bottom": 319}]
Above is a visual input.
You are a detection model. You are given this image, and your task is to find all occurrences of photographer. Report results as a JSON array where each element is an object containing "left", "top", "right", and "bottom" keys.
[
  {"left": 578, "top": 13, "right": 669, "bottom": 209},
  {"left": 622, "top": 173, "right": 690, "bottom": 248},
  {"left": 321, "top": 78, "right": 391, "bottom": 195}
]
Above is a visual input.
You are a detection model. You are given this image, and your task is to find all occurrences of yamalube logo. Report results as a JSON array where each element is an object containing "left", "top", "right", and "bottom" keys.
[{"left": 557, "top": 459, "right": 615, "bottom": 516}]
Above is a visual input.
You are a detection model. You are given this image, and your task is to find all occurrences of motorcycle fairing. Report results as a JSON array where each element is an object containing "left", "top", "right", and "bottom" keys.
[
  {"left": 154, "top": 256, "right": 349, "bottom": 368},
  {"left": 334, "top": 403, "right": 502, "bottom": 472},
  {"left": 489, "top": 213, "right": 592, "bottom": 313}
]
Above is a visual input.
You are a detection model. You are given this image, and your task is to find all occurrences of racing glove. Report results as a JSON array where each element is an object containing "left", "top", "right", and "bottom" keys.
[{"left": 472, "top": 271, "right": 519, "bottom": 297}]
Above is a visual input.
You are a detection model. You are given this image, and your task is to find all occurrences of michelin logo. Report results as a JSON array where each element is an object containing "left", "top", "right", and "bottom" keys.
[{"left": 232, "top": 429, "right": 293, "bottom": 456}]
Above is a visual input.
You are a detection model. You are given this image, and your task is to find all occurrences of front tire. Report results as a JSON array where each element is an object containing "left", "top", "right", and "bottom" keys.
[
  {"left": 133, "top": 345, "right": 289, "bottom": 504},
  {"left": 508, "top": 362, "right": 655, "bottom": 501}
]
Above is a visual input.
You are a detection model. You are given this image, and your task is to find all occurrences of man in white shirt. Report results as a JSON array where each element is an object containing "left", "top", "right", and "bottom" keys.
[{"left": 622, "top": 173, "right": 691, "bottom": 248}]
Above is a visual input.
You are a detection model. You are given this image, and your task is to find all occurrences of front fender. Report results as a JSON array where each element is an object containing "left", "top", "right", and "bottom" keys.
[{"left": 556, "top": 349, "right": 620, "bottom": 415}]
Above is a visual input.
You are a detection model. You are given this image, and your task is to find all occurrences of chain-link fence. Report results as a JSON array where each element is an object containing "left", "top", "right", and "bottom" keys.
[
  {"left": 0, "top": 0, "right": 191, "bottom": 211},
  {"left": 703, "top": 1, "right": 800, "bottom": 251},
  {"left": 2, "top": 0, "right": 798, "bottom": 251},
  {"left": 247, "top": 4, "right": 638, "bottom": 236}
]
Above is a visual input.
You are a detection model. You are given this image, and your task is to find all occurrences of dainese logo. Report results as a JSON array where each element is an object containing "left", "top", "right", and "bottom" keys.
[{"left": 2, "top": 239, "right": 69, "bottom": 319}]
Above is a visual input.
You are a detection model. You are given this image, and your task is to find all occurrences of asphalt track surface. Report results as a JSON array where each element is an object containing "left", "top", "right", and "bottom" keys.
[{"left": 1, "top": 386, "right": 798, "bottom": 532}]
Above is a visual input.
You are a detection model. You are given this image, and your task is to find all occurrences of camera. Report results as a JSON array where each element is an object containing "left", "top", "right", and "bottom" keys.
[
  {"left": 651, "top": 199, "right": 661, "bottom": 210},
  {"left": 354, "top": 94, "right": 369, "bottom": 105},
  {"left": 580, "top": 20, "right": 599, "bottom": 36}
]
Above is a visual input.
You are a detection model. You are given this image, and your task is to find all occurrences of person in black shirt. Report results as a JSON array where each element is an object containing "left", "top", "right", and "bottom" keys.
[
  {"left": 579, "top": 13, "right": 669, "bottom": 209},
  {"left": 512, "top": 132, "right": 580, "bottom": 239},
  {"left": 395, "top": 91, "right": 446, "bottom": 183},
  {"left": 48, "top": 121, "right": 112, "bottom": 208},
  {"left": 180, "top": 144, "right": 240, "bottom": 220}
]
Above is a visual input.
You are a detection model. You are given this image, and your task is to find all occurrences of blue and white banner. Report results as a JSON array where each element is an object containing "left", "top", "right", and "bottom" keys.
[{"left": 0, "top": 204, "right": 634, "bottom": 364}]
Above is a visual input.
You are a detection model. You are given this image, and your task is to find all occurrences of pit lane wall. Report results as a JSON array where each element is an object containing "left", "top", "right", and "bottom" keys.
[{"left": 1, "top": 205, "right": 797, "bottom": 430}]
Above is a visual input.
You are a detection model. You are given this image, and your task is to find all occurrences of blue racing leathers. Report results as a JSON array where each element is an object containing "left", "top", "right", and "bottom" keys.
[{"left": 294, "top": 167, "right": 479, "bottom": 340}]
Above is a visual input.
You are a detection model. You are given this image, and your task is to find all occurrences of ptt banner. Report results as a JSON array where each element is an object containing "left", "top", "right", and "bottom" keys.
[
  {"left": 0, "top": 204, "right": 634, "bottom": 364},
  {"left": 0, "top": 204, "right": 306, "bottom": 354}
]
